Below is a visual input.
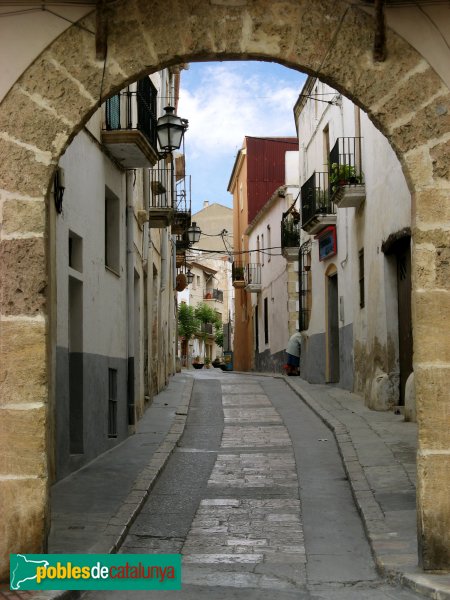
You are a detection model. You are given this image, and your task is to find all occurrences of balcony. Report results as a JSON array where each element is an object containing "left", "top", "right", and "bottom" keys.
[
  {"left": 281, "top": 210, "right": 301, "bottom": 261},
  {"left": 245, "top": 263, "right": 261, "bottom": 293},
  {"left": 301, "top": 171, "right": 336, "bottom": 235},
  {"left": 102, "top": 78, "right": 159, "bottom": 168},
  {"left": 173, "top": 165, "right": 191, "bottom": 235},
  {"left": 175, "top": 232, "right": 190, "bottom": 267},
  {"left": 329, "top": 137, "right": 365, "bottom": 208},
  {"left": 200, "top": 322, "right": 214, "bottom": 335},
  {"left": 149, "top": 165, "right": 173, "bottom": 227},
  {"left": 232, "top": 262, "right": 246, "bottom": 289},
  {"left": 204, "top": 288, "right": 224, "bottom": 302}
]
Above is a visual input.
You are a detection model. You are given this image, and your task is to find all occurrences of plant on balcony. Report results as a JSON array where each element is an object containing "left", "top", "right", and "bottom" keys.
[
  {"left": 194, "top": 303, "right": 221, "bottom": 341},
  {"left": 282, "top": 217, "right": 300, "bottom": 249},
  {"left": 330, "top": 163, "right": 362, "bottom": 194}
]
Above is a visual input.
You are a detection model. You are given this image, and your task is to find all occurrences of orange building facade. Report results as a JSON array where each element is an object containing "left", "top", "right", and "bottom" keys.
[{"left": 228, "top": 137, "right": 298, "bottom": 371}]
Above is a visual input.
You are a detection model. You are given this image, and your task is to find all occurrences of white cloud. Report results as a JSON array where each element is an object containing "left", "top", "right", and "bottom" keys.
[{"left": 178, "top": 63, "right": 303, "bottom": 159}]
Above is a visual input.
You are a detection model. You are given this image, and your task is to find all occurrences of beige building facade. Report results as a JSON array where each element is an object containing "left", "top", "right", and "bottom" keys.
[{"left": 0, "top": 0, "right": 449, "bottom": 576}]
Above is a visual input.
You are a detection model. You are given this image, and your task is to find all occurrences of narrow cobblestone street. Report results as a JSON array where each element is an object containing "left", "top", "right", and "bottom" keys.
[{"left": 81, "top": 370, "right": 425, "bottom": 600}]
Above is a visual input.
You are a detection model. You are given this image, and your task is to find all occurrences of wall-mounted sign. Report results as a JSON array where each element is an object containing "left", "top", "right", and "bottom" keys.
[{"left": 316, "top": 226, "right": 337, "bottom": 261}]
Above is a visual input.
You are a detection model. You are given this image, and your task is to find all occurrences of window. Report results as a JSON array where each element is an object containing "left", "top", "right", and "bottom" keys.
[
  {"left": 105, "top": 186, "right": 120, "bottom": 274},
  {"left": 264, "top": 297, "right": 269, "bottom": 344},
  {"left": 257, "top": 236, "right": 260, "bottom": 264},
  {"left": 108, "top": 368, "right": 118, "bottom": 438},
  {"left": 255, "top": 305, "right": 259, "bottom": 352},
  {"left": 68, "top": 230, "right": 82, "bottom": 272},
  {"left": 197, "top": 275, "right": 200, "bottom": 287},
  {"left": 239, "top": 182, "right": 244, "bottom": 211},
  {"left": 359, "top": 248, "right": 365, "bottom": 308},
  {"left": 261, "top": 233, "right": 265, "bottom": 266},
  {"left": 267, "top": 225, "right": 271, "bottom": 262}
]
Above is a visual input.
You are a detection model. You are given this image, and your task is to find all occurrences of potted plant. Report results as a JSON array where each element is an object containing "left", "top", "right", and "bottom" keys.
[
  {"left": 232, "top": 264, "right": 245, "bottom": 288},
  {"left": 192, "top": 356, "right": 204, "bottom": 369},
  {"left": 205, "top": 357, "right": 211, "bottom": 369},
  {"left": 212, "top": 356, "right": 222, "bottom": 368},
  {"left": 330, "top": 163, "right": 361, "bottom": 195}
]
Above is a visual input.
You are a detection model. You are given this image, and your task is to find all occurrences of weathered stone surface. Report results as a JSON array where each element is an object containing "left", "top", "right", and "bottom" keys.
[
  {"left": 436, "top": 247, "right": 450, "bottom": 287},
  {"left": 413, "top": 244, "right": 436, "bottom": 289},
  {"left": 404, "top": 147, "right": 434, "bottom": 190},
  {"left": 416, "top": 366, "right": 450, "bottom": 448},
  {"left": 0, "top": 138, "right": 54, "bottom": 196},
  {"left": 18, "top": 57, "right": 96, "bottom": 132},
  {"left": 0, "top": 88, "right": 71, "bottom": 153},
  {"left": 391, "top": 95, "right": 450, "bottom": 155},
  {"left": 0, "top": 478, "right": 47, "bottom": 581},
  {"left": 413, "top": 289, "right": 450, "bottom": 363},
  {"left": 320, "top": 9, "right": 421, "bottom": 116},
  {"left": 2, "top": 199, "right": 45, "bottom": 235},
  {"left": 0, "top": 238, "right": 47, "bottom": 316},
  {"left": 0, "top": 406, "right": 47, "bottom": 477},
  {"left": 377, "top": 68, "right": 444, "bottom": 129},
  {"left": 417, "top": 453, "right": 450, "bottom": 570},
  {"left": 413, "top": 188, "right": 450, "bottom": 225},
  {"left": 430, "top": 138, "right": 450, "bottom": 180},
  {"left": 0, "top": 320, "right": 47, "bottom": 405}
]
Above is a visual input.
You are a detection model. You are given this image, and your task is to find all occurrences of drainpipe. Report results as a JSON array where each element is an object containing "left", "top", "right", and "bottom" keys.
[{"left": 126, "top": 170, "right": 135, "bottom": 426}]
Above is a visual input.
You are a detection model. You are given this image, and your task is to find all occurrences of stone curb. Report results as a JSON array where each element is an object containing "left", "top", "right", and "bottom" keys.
[
  {"left": 283, "top": 376, "right": 450, "bottom": 600},
  {"left": 27, "top": 377, "right": 195, "bottom": 600}
]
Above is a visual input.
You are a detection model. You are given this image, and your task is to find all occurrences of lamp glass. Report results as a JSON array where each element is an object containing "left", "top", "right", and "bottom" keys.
[
  {"left": 187, "top": 222, "right": 201, "bottom": 244},
  {"left": 186, "top": 269, "right": 194, "bottom": 284},
  {"left": 157, "top": 106, "right": 186, "bottom": 152}
]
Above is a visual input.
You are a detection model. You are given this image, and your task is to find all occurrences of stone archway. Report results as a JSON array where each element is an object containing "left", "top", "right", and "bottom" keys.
[{"left": 0, "top": 0, "right": 449, "bottom": 576}]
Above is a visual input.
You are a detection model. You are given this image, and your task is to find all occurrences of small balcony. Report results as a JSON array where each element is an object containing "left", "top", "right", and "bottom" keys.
[
  {"left": 102, "top": 78, "right": 159, "bottom": 168},
  {"left": 232, "top": 262, "right": 246, "bottom": 289},
  {"left": 329, "top": 137, "right": 365, "bottom": 208},
  {"left": 245, "top": 263, "right": 261, "bottom": 293},
  {"left": 204, "top": 288, "right": 224, "bottom": 302},
  {"left": 173, "top": 164, "right": 191, "bottom": 236},
  {"left": 149, "top": 165, "right": 173, "bottom": 228},
  {"left": 281, "top": 210, "right": 301, "bottom": 261},
  {"left": 175, "top": 232, "right": 190, "bottom": 267},
  {"left": 301, "top": 171, "right": 336, "bottom": 235},
  {"left": 200, "top": 322, "right": 214, "bottom": 335}
]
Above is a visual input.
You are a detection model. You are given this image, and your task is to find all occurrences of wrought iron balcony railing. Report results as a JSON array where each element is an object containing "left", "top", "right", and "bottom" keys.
[
  {"left": 329, "top": 137, "right": 365, "bottom": 208},
  {"left": 232, "top": 262, "right": 246, "bottom": 288},
  {"left": 204, "top": 289, "right": 224, "bottom": 302},
  {"left": 148, "top": 165, "right": 191, "bottom": 232},
  {"left": 245, "top": 263, "right": 261, "bottom": 292},
  {"left": 201, "top": 322, "right": 214, "bottom": 335},
  {"left": 281, "top": 210, "right": 301, "bottom": 260},
  {"left": 301, "top": 171, "right": 336, "bottom": 234},
  {"left": 104, "top": 78, "right": 158, "bottom": 148}
]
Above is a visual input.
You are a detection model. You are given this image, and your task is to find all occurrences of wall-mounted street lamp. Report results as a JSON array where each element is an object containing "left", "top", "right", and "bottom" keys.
[
  {"left": 186, "top": 269, "right": 194, "bottom": 285},
  {"left": 187, "top": 222, "right": 201, "bottom": 244},
  {"left": 156, "top": 106, "right": 188, "bottom": 155}
]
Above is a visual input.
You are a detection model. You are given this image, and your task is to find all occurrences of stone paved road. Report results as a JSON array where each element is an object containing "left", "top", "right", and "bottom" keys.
[{"left": 82, "top": 371, "right": 425, "bottom": 600}]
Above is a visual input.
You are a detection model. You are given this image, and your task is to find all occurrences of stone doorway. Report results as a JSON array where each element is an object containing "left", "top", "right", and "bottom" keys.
[{"left": 0, "top": 0, "right": 449, "bottom": 576}]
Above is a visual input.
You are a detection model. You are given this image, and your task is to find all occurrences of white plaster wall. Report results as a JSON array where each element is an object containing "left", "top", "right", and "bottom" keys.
[
  {"left": 248, "top": 195, "right": 290, "bottom": 356},
  {"left": 56, "top": 128, "right": 127, "bottom": 359}
]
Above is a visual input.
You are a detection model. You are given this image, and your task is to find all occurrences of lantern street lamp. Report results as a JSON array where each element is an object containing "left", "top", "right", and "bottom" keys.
[
  {"left": 187, "top": 222, "right": 201, "bottom": 244},
  {"left": 156, "top": 106, "right": 188, "bottom": 155},
  {"left": 156, "top": 106, "right": 188, "bottom": 212},
  {"left": 186, "top": 269, "right": 194, "bottom": 285}
]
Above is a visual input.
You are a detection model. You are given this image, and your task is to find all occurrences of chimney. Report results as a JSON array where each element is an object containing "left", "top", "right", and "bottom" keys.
[{"left": 203, "top": 200, "right": 209, "bottom": 208}]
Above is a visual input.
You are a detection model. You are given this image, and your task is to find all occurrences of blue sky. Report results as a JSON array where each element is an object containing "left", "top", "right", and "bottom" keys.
[{"left": 177, "top": 62, "right": 307, "bottom": 214}]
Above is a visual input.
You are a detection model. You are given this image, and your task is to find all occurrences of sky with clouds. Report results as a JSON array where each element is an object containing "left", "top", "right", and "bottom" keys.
[{"left": 177, "top": 61, "right": 306, "bottom": 214}]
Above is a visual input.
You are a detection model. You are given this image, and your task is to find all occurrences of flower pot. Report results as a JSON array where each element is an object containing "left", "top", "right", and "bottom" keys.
[{"left": 192, "top": 363, "right": 204, "bottom": 369}]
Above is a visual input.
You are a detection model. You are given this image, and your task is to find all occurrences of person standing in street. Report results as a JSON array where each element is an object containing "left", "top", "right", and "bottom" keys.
[{"left": 285, "top": 331, "right": 302, "bottom": 376}]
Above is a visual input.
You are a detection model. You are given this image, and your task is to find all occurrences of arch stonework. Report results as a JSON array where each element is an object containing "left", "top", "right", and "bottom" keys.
[{"left": 0, "top": 0, "right": 449, "bottom": 576}]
